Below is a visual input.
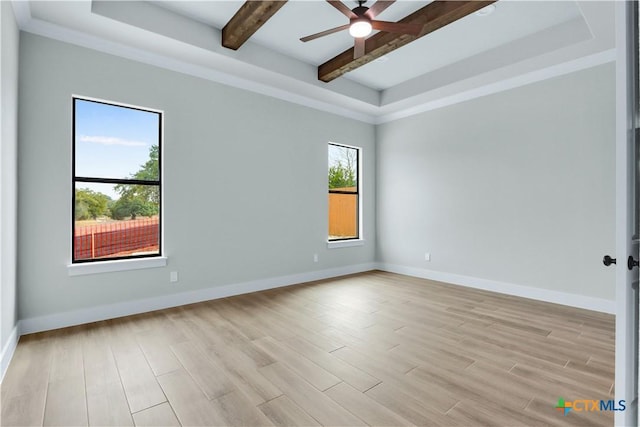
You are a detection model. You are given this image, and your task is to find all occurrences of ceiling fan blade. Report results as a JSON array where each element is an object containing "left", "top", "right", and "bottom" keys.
[
  {"left": 354, "top": 37, "right": 365, "bottom": 59},
  {"left": 326, "top": 0, "right": 357, "bottom": 19},
  {"left": 300, "top": 24, "right": 350, "bottom": 42},
  {"left": 371, "top": 20, "right": 423, "bottom": 36},
  {"left": 365, "top": 0, "right": 394, "bottom": 19}
]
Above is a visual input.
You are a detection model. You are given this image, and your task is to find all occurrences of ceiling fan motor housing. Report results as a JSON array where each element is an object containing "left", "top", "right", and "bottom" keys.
[{"left": 352, "top": 5, "right": 370, "bottom": 18}]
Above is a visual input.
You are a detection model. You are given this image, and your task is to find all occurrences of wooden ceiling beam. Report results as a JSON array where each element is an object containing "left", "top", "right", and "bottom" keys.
[
  {"left": 222, "top": 1, "right": 287, "bottom": 50},
  {"left": 318, "top": 0, "right": 497, "bottom": 83}
]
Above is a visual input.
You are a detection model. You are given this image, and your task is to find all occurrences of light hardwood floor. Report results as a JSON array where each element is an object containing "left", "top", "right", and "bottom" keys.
[{"left": 1, "top": 271, "right": 615, "bottom": 426}]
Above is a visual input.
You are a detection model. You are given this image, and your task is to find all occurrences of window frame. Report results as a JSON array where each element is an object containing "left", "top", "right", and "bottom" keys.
[
  {"left": 328, "top": 142, "right": 361, "bottom": 242},
  {"left": 71, "top": 96, "right": 163, "bottom": 264}
]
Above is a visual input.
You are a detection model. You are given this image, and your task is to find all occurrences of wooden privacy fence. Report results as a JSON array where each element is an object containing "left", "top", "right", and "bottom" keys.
[
  {"left": 74, "top": 217, "right": 159, "bottom": 260},
  {"left": 328, "top": 192, "right": 357, "bottom": 237}
]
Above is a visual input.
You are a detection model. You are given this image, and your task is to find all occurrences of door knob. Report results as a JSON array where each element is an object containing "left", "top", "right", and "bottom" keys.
[
  {"left": 603, "top": 255, "right": 616, "bottom": 266},
  {"left": 628, "top": 256, "right": 639, "bottom": 270}
]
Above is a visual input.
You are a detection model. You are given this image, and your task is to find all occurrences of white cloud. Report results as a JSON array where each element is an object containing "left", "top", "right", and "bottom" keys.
[{"left": 79, "top": 135, "right": 148, "bottom": 147}]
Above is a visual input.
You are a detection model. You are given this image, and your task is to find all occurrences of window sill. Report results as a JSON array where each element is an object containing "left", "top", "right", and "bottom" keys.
[
  {"left": 67, "top": 256, "right": 167, "bottom": 276},
  {"left": 327, "top": 239, "right": 365, "bottom": 249}
]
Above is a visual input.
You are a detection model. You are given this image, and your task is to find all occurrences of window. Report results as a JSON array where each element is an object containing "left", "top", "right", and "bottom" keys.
[
  {"left": 328, "top": 143, "right": 360, "bottom": 241},
  {"left": 72, "top": 97, "right": 162, "bottom": 263}
]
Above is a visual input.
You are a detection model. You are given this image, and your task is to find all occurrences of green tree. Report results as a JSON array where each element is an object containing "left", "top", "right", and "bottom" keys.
[
  {"left": 328, "top": 162, "right": 356, "bottom": 189},
  {"left": 75, "top": 188, "right": 111, "bottom": 220},
  {"left": 112, "top": 145, "right": 159, "bottom": 219},
  {"left": 110, "top": 195, "right": 156, "bottom": 220},
  {"left": 328, "top": 146, "right": 356, "bottom": 189}
]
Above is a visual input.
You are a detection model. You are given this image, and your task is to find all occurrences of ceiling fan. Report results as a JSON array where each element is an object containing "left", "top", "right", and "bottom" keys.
[{"left": 300, "top": 0, "right": 423, "bottom": 59}]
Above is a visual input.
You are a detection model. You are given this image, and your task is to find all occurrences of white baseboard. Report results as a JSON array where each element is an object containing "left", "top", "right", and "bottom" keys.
[
  {"left": 20, "top": 263, "right": 377, "bottom": 335},
  {"left": 377, "top": 263, "right": 615, "bottom": 314},
  {"left": 1, "top": 325, "right": 19, "bottom": 383},
  {"left": 17, "top": 260, "right": 615, "bottom": 337}
]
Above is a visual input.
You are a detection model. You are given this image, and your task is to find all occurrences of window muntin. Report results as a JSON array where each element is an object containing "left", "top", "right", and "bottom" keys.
[
  {"left": 328, "top": 143, "right": 359, "bottom": 241},
  {"left": 72, "top": 97, "right": 162, "bottom": 263}
]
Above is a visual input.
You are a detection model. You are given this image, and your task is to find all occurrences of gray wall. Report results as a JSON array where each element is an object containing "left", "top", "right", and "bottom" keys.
[
  {"left": 377, "top": 63, "right": 616, "bottom": 301},
  {"left": 18, "top": 33, "right": 375, "bottom": 320},
  {"left": 14, "top": 30, "right": 617, "bottom": 323},
  {"left": 1, "top": 2, "right": 19, "bottom": 352}
]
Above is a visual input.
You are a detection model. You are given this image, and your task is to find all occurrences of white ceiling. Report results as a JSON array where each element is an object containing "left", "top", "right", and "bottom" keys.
[
  {"left": 152, "top": 0, "right": 585, "bottom": 90},
  {"left": 13, "top": 1, "right": 615, "bottom": 123}
]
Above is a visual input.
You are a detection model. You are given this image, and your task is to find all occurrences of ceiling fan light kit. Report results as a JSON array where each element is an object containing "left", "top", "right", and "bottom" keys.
[{"left": 349, "top": 19, "right": 373, "bottom": 38}]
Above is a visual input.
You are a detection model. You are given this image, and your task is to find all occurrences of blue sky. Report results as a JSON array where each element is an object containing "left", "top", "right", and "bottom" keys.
[{"left": 75, "top": 99, "right": 159, "bottom": 199}]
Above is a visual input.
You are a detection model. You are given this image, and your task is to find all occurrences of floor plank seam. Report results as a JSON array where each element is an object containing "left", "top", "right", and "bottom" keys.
[
  {"left": 81, "top": 349, "right": 90, "bottom": 427},
  {"left": 130, "top": 400, "right": 171, "bottom": 415},
  {"left": 361, "top": 380, "right": 383, "bottom": 394}
]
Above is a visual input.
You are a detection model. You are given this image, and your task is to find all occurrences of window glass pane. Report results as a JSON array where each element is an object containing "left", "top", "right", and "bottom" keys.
[
  {"left": 328, "top": 193, "right": 358, "bottom": 240},
  {"left": 75, "top": 99, "right": 160, "bottom": 180},
  {"left": 328, "top": 144, "right": 357, "bottom": 192},
  {"left": 74, "top": 182, "right": 159, "bottom": 261}
]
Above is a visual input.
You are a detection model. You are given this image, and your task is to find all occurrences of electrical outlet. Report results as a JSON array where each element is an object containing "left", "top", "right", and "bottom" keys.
[
  {"left": 170, "top": 271, "right": 178, "bottom": 282},
  {"left": 424, "top": 253, "right": 431, "bottom": 261},
  {"left": 313, "top": 253, "right": 319, "bottom": 263}
]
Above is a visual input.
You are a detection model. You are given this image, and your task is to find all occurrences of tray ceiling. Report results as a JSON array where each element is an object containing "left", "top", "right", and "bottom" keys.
[{"left": 15, "top": 1, "right": 615, "bottom": 123}]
